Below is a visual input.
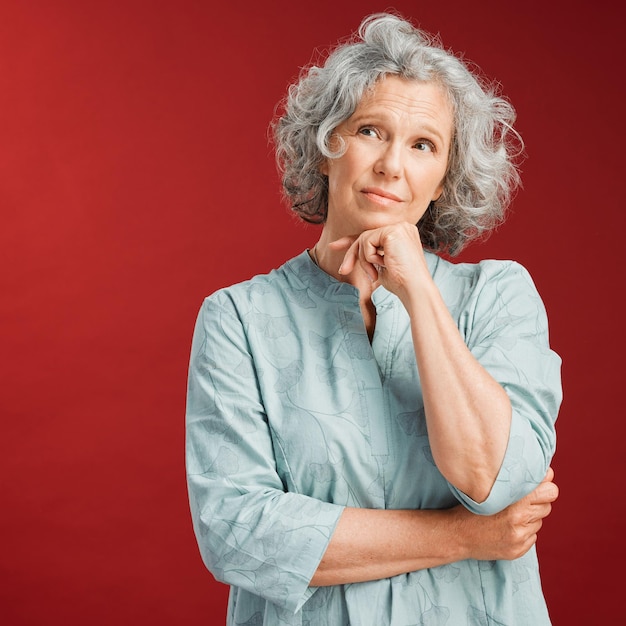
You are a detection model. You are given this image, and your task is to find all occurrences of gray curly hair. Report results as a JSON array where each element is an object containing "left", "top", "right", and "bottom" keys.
[{"left": 272, "top": 12, "right": 522, "bottom": 255}]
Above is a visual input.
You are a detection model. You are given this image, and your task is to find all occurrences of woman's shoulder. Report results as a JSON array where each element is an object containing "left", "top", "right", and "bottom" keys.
[
  {"left": 200, "top": 251, "right": 312, "bottom": 314},
  {"left": 428, "top": 252, "right": 537, "bottom": 292},
  {"left": 427, "top": 252, "right": 553, "bottom": 348},
  {"left": 427, "top": 252, "right": 548, "bottom": 328}
]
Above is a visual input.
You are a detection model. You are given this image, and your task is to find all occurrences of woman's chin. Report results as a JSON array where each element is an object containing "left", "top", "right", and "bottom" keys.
[
  {"left": 356, "top": 216, "right": 416, "bottom": 233},
  {"left": 324, "top": 210, "right": 422, "bottom": 239}
]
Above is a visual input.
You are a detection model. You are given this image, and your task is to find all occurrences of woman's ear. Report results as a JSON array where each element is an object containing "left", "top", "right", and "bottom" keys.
[{"left": 320, "top": 159, "right": 329, "bottom": 176}]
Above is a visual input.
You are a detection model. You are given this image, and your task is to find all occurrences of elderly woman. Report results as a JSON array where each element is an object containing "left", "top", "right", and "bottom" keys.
[{"left": 186, "top": 12, "right": 562, "bottom": 626}]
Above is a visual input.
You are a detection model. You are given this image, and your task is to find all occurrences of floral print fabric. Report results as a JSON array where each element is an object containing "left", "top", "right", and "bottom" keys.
[{"left": 186, "top": 250, "right": 562, "bottom": 625}]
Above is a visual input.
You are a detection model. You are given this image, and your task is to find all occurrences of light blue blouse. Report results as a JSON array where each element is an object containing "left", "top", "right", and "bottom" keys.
[{"left": 186, "top": 250, "right": 562, "bottom": 625}]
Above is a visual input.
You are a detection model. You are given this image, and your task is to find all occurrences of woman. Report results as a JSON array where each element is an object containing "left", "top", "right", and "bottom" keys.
[{"left": 186, "top": 13, "right": 562, "bottom": 625}]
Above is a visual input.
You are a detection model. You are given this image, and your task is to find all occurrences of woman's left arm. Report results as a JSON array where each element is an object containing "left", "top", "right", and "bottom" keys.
[
  {"left": 401, "top": 260, "right": 511, "bottom": 503},
  {"left": 335, "top": 222, "right": 561, "bottom": 506}
]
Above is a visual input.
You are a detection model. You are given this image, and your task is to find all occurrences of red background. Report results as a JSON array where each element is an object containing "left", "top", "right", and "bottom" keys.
[{"left": 1, "top": 1, "right": 623, "bottom": 624}]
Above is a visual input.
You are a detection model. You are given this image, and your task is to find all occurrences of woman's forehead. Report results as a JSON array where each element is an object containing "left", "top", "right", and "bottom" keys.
[{"left": 348, "top": 76, "right": 454, "bottom": 131}]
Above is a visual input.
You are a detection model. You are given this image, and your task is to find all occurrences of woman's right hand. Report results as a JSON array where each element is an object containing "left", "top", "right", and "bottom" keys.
[{"left": 454, "top": 467, "right": 559, "bottom": 562}]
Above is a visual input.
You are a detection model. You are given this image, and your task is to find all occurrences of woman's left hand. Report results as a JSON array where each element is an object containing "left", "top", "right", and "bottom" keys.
[{"left": 330, "top": 222, "right": 428, "bottom": 302}]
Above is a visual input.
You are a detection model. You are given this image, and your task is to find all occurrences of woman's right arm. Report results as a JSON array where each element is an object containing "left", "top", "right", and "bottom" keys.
[
  {"left": 186, "top": 297, "right": 345, "bottom": 613},
  {"left": 311, "top": 468, "right": 558, "bottom": 586}
]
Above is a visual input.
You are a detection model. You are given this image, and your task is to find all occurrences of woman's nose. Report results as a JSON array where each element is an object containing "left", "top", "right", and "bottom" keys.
[{"left": 374, "top": 142, "right": 403, "bottom": 178}]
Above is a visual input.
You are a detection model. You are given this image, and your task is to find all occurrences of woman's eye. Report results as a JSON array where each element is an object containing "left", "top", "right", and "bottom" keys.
[
  {"left": 414, "top": 140, "right": 435, "bottom": 152},
  {"left": 359, "top": 127, "right": 378, "bottom": 138}
]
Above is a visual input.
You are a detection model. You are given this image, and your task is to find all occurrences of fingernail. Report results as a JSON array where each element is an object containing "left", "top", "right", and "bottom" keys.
[{"left": 338, "top": 264, "right": 344, "bottom": 275}]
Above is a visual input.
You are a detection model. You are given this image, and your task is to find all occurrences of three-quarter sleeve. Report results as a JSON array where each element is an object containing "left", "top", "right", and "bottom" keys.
[
  {"left": 185, "top": 296, "right": 344, "bottom": 613},
  {"left": 447, "top": 261, "right": 562, "bottom": 515}
]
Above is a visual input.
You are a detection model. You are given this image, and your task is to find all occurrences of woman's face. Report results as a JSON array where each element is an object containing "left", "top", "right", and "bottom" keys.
[{"left": 322, "top": 75, "right": 454, "bottom": 238}]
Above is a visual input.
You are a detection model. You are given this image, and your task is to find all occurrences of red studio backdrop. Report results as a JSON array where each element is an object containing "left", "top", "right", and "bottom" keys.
[{"left": 1, "top": 1, "right": 623, "bottom": 624}]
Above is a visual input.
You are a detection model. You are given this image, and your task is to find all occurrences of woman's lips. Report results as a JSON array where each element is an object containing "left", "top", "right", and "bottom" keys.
[{"left": 361, "top": 187, "right": 403, "bottom": 205}]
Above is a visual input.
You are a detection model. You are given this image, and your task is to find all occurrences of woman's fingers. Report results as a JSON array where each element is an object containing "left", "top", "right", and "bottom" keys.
[
  {"left": 542, "top": 466, "right": 555, "bottom": 483},
  {"left": 330, "top": 223, "right": 422, "bottom": 285},
  {"left": 331, "top": 236, "right": 381, "bottom": 281},
  {"left": 529, "top": 478, "right": 559, "bottom": 507},
  {"left": 332, "top": 237, "right": 361, "bottom": 277},
  {"left": 328, "top": 236, "right": 357, "bottom": 253}
]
